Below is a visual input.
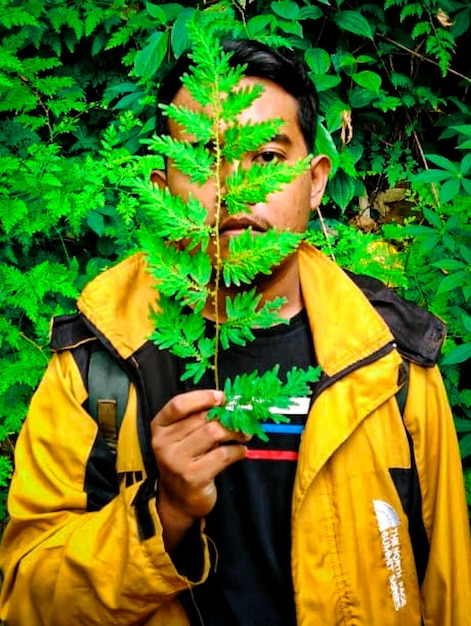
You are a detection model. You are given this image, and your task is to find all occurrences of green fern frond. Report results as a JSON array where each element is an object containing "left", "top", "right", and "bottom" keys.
[
  {"left": 0, "top": 5, "right": 39, "bottom": 28},
  {"left": 220, "top": 290, "right": 287, "bottom": 349},
  {"left": 150, "top": 135, "right": 215, "bottom": 183},
  {"left": 220, "top": 83, "right": 265, "bottom": 120},
  {"left": 225, "top": 157, "right": 312, "bottom": 213},
  {"left": 400, "top": 3, "right": 424, "bottom": 20},
  {"left": 84, "top": 6, "right": 107, "bottom": 37},
  {"left": 138, "top": 10, "right": 322, "bottom": 437},
  {"left": 138, "top": 183, "right": 211, "bottom": 248},
  {"left": 159, "top": 104, "right": 213, "bottom": 143},
  {"left": 143, "top": 235, "right": 211, "bottom": 312},
  {"left": 0, "top": 349, "right": 48, "bottom": 397},
  {"left": 411, "top": 21, "right": 432, "bottom": 38},
  {"left": 222, "top": 229, "right": 302, "bottom": 287},
  {"left": 223, "top": 119, "right": 283, "bottom": 162}
]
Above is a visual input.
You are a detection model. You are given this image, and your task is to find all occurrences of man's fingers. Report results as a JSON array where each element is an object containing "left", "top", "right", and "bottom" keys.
[
  {"left": 155, "top": 389, "right": 224, "bottom": 427},
  {"left": 183, "top": 418, "right": 250, "bottom": 458}
]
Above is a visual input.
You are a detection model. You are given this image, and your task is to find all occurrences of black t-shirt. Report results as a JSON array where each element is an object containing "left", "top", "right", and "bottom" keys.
[{"left": 181, "top": 309, "right": 316, "bottom": 626}]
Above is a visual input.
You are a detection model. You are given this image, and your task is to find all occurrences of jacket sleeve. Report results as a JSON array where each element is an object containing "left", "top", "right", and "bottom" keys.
[
  {"left": 0, "top": 350, "right": 210, "bottom": 625},
  {"left": 406, "top": 363, "right": 471, "bottom": 625}
]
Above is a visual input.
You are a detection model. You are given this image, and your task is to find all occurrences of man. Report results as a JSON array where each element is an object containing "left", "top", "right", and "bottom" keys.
[{"left": 0, "top": 39, "right": 469, "bottom": 625}]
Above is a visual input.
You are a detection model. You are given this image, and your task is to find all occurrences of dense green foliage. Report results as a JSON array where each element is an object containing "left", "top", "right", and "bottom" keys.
[{"left": 1, "top": 0, "right": 470, "bottom": 521}]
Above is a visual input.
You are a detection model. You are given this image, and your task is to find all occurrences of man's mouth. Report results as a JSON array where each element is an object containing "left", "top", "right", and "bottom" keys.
[{"left": 218, "top": 215, "right": 268, "bottom": 236}]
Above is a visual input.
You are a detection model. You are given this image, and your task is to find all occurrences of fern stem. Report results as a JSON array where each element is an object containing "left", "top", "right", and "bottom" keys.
[
  {"left": 212, "top": 76, "right": 223, "bottom": 391},
  {"left": 20, "top": 333, "right": 50, "bottom": 363}
]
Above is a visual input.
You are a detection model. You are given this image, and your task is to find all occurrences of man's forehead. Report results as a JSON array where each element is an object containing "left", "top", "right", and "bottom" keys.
[{"left": 170, "top": 76, "right": 301, "bottom": 134}]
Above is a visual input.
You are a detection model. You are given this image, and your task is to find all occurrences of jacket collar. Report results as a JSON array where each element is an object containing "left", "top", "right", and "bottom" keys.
[
  {"left": 77, "top": 245, "right": 400, "bottom": 372},
  {"left": 78, "top": 252, "right": 156, "bottom": 359},
  {"left": 298, "top": 244, "right": 395, "bottom": 378}
]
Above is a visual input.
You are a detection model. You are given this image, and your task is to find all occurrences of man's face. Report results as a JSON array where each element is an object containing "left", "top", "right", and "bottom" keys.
[{"left": 154, "top": 76, "right": 330, "bottom": 256}]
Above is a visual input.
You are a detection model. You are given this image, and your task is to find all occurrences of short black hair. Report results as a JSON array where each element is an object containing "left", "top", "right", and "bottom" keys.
[{"left": 156, "top": 39, "right": 318, "bottom": 153}]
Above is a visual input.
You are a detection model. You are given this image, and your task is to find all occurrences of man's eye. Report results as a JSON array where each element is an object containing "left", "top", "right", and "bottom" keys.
[{"left": 254, "top": 151, "right": 282, "bottom": 164}]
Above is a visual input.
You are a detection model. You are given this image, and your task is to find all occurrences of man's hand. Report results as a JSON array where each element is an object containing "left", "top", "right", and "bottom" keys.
[{"left": 151, "top": 389, "right": 249, "bottom": 552}]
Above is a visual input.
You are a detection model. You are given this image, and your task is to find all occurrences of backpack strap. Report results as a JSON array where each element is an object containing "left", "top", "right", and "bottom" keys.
[{"left": 87, "top": 349, "right": 130, "bottom": 454}]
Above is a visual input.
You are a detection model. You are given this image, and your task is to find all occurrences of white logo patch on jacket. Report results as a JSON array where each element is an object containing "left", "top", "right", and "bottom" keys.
[{"left": 373, "top": 500, "right": 407, "bottom": 611}]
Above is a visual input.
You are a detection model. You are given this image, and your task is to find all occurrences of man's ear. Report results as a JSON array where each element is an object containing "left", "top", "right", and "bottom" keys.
[
  {"left": 150, "top": 168, "right": 167, "bottom": 189},
  {"left": 309, "top": 155, "right": 331, "bottom": 210}
]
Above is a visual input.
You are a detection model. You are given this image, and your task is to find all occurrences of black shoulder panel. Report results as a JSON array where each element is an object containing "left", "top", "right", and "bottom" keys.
[
  {"left": 50, "top": 312, "right": 95, "bottom": 351},
  {"left": 346, "top": 271, "right": 446, "bottom": 367}
]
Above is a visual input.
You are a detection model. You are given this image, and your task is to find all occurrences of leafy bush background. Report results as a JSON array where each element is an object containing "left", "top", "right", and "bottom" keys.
[{"left": 1, "top": 0, "right": 470, "bottom": 524}]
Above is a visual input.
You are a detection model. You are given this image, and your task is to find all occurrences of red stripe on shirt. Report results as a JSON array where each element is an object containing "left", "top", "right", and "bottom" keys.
[{"left": 246, "top": 450, "right": 299, "bottom": 461}]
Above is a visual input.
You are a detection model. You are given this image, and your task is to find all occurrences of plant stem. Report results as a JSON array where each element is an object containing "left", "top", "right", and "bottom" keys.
[
  {"left": 212, "top": 77, "right": 223, "bottom": 390},
  {"left": 381, "top": 35, "right": 471, "bottom": 85}
]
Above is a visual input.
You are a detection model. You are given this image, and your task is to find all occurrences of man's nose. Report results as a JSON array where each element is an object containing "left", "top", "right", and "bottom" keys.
[{"left": 218, "top": 158, "right": 241, "bottom": 195}]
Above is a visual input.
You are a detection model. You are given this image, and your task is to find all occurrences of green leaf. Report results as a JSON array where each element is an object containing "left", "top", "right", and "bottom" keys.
[
  {"left": 134, "top": 31, "right": 169, "bottom": 79},
  {"left": 310, "top": 74, "right": 342, "bottom": 93},
  {"left": 352, "top": 71, "right": 381, "bottom": 93},
  {"left": 86, "top": 210, "right": 105, "bottom": 236},
  {"left": 142, "top": 235, "right": 211, "bottom": 310},
  {"left": 450, "top": 8, "right": 470, "bottom": 38},
  {"left": 431, "top": 259, "right": 466, "bottom": 272},
  {"left": 461, "top": 178, "right": 471, "bottom": 194},
  {"left": 137, "top": 182, "right": 210, "bottom": 247},
  {"left": 145, "top": 2, "right": 166, "bottom": 22},
  {"left": 160, "top": 3, "right": 185, "bottom": 21},
  {"left": 334, "top": 10, "right": 374, "bottom": 39},
  {"left": 247, "top": 14, "right": 275, "bottom": 36},
  {"left": 304, "top": 48, "right": 332, "bottom": 74},
  {"left": 422, "top": 206, "right": 442, "bottom": 230},
  {"left": 328, "top": 169, "right": 357, "bottom": 211},
  {"left": 442, "top": 343, "right": 471, "bottom": 366},
  {"left": 425, "top": 153, "right": 458, "bottom": 172},
  {"left": 458, "top": 432, "right": 471, "bottom": 459},
  {"left": 314, "top": 121, "right": 339, "bottom": 172},
  {"left": 220, "top": 290, "right": 286, "bottom": 349},
  {"left": 298, "top": 6, "right": 323, "bottom": 20},
  {"left": 460, "top": 152, "right": 471, "bottom": 176},
  {"left": 275, "top": 18, "right": 303, "bottom": 37},
  {"left": 332, "top": 51, "right": 356, "bottom": 73},
  {"left": 412, "top": 169, "right": 451, "bottom": 184},
  {"left": 436, "top": 270, "right": 469, "bottom": 296},
  {"left": 460, "top": 245, "right": 471, "bottom": 266},
  {"left": 325, "top": 100, "right": 350, "bottom": 133},
  {"left": 440, "top": 178, "right": 461, "bottom": 204},
  {"left": 271, "top": 0, "right": 300, "bottom": 20},
  {"left": 454, "top": 417, "right": 471, "bottom": 433},
  {"left": 349, "top": 87, "right": 377, "bottom": 108},
  {"left": 452, "top": 124, "right": 471, "bottom": 137},
  {"left": 171, "top": 7, "right": 195, "bottom": 58}
]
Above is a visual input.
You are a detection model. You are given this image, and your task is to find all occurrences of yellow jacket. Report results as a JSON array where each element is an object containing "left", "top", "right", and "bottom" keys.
[{"left": 0, "top": 245, "right": 469, "bottom": 625}]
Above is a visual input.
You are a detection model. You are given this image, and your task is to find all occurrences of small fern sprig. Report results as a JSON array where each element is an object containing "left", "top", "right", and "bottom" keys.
[{"left": 208, "top": 365, "right": 321, "bottom": 441}]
